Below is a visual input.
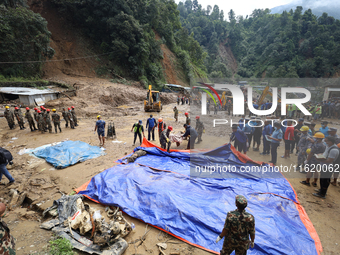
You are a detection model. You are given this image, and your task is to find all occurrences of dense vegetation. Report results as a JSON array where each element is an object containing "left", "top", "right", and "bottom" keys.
[
  {"left": 178, "top": 1, "right": 340, "bottom": 78},
  {"left": 0, "top": 0, "right": 54, "bottom": 77},
  {"left": 50, "top": 0, "right": 207, "bottom": 86}
]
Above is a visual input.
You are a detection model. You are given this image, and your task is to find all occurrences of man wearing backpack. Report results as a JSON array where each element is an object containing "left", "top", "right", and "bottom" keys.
[
  {"left": 0, "top": 147, "right": 15, "bottom": 185},
  {"left": 314, "top": 136, "right": 339, "bottom": 198}
]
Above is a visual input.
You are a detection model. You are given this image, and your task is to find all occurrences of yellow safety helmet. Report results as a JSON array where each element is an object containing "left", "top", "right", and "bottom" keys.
[
  {"left": 5, "top": 106, "right": 9, "bottom": 109},
  {"left": 97, "top": 115, "right": 101, "bottom": 119},
  {"left": 52, "top": 109, "right": 56, "bottom": 112},
  {"left": 300, "top": 126, "right": 309, "bottom": 132},
  {"left": 313, "top": 132, "right": 325, "bottom": 139},
  {"left": 306, "top": 148, "right": 311, "bottom": 154}
]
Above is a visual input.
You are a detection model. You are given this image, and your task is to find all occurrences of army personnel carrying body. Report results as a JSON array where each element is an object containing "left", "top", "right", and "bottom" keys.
[
  {"left": 216, "top": 195, "right": 255, "bottom": 255},
  {"left": 71, "top": 106, "right": 78, "bottom": 126},
  {"left": 4, "top": 106, "right": 15, "bottom": 130},
  {"left": 160, "top": 126, "right": 173, "bottom": 152},
  {"left": 25, "top": 107, "right": 37, "bottom": 132},
  {"left": 51, "top": 109, "right": 62, "bottom": 133},
  {"left": 14, "top": 107, "right": 25, "bottom": 130}
]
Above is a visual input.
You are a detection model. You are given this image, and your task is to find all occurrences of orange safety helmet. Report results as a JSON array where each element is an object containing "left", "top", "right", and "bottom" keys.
[
  {"left": 34, "top": 107, "right": 38, "bottom": 111},
  {"left": 68, "top": 107, "right": 71, "bottom": 110},
  {"left": 37, "top": 110, "right": 41, "bottom": 113},
  {"left": 158, "top": 118, "right": 163, "bottom": 122},
  {"left": 71, "top": 106, "right": 75, "bottom": 109}
]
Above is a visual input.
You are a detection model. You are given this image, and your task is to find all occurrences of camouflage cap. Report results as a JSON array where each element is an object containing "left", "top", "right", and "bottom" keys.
[{"left": 235, "top": 195, "right": 247, "bottom": 207}]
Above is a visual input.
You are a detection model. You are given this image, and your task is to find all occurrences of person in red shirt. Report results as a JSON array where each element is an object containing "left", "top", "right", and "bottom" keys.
[{"left": 282, "top": 120, "right": 294, "bottom": 159}]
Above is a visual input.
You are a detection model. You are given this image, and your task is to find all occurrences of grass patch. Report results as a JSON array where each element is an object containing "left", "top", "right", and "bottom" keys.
[{"left": 49, "top": 237, "right": 74, "bottom": 255}]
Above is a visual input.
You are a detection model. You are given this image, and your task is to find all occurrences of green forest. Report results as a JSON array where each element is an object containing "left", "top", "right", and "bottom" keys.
[{"left": 1, "top": 0, "right": 340, "bottom": 84}]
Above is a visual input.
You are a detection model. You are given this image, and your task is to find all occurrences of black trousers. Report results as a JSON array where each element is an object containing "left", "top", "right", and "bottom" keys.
[
  {"left": 134, "top": 132, "right": 142, "bottom": 144},
  {"left": 271, "top": 143, "right": 279, "bottom": 164},
  {"left": 320, "top": 171, "right": 332, "bottom": 196},
  {"left": 148, "top": 128, "right": 155, "bottom": 141}
]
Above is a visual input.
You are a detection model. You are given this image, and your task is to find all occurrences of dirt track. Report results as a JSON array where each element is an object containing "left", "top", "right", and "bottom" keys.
[{"left": 1, "top": 75, "right": 340, "bottom": 254}]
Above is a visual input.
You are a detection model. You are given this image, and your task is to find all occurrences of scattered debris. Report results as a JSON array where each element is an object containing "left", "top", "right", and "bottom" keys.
[{"left": 157, "top": 243, "right": 167, "bottom": 255}]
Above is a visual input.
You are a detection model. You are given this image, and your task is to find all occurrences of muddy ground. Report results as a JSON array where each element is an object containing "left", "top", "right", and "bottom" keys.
[{"left": 1, "top": 75, "right": 340, "bottom": 255}]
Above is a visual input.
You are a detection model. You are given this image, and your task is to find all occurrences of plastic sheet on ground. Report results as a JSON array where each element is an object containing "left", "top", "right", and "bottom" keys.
[
  {"left": 33, "top": 140, "right": 105, "bottom": 168},
  {"left": 77, "top": 138, "right": 322, "bottom": 255}
]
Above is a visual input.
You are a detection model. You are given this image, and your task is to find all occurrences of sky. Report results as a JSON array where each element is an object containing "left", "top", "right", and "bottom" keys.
[{"left": 176, "top": 0, "right": 294, "bottom": 19}]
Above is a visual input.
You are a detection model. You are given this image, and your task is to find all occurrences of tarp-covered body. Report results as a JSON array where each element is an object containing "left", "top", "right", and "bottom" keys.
[
  {"left": 33, "top": 140, "right": 105, "bottom": 168},
  {"left": 77, "top": 139, "right": 322, "bottom": 255}
]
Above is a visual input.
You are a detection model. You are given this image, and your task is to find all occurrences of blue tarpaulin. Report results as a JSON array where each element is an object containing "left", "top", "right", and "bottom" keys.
[
  {"left": 33, "top": 140, "right": 105, "bottom": 168},
  {"left": 77, "top": 140, "right": 321, "bottom": 254}
]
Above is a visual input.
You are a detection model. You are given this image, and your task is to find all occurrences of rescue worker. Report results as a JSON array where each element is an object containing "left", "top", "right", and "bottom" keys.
[
  {"left": 71, "top": 106, "right": 78, "bottom": 126},
  {"left": 51, "top": 109, "right": 62, "bottom": 133},
  {"left": 252, "top": 118, "right": 262, "bottom": 151},
  {"left": 292, "top": 118, "right": 304, "bottom": 155},
  {"left": 38, "top": 110, "right": 45, "bottom": 133},
  {"left": 146, "top": 114, "right": 157, "bottom": 141},
  {"left": 33, "top": 107, "right": 39, "bottom": 123},
  {"left": 45, "top": 109, "right": 52, "bottom": 133},
  {"left": 25, "top": 107, "right": 37, "bottom": 131},
  {"left": 0, "top": 203, "right": 16, "bottom": 252},
  {"left": 14, "top": 106, "right": 25, "bottom": 130},
  {"left": 230, "top": 124, "right": 248, "bottom": 154},
  {"left": 131, "top": 120, "right": 145, "bottom": 146},
  {"left": 62, "top": 108, "right": 68, "bottom": 128},
  {"left": 297, "top": 126, "right": 312, "bottom": 172},
  {"left": 300, "top": 132, "right": 326, "bottom": 187},
  {"left": 267, "top": 122, "right": 283, "bottom": 165},
  {"left": 216, "top": 195, "right": 255, "bottom": 255},
  {"left": 195, "top": 116, "right": 205, "bottom": 144},
  {"left": 157, "top": 118, "right": 166, "bottom": 143},
  {"left": 4, "top": 106, "right": 15, "bottom": 129},
  {"left": 160, "top": 126, "right": 173, "bottom": 152},
  {"left": 314, "top": 136, "right": 339, "bottom": 198},
  {"left": 94, "top": 115, "right": 106, "bottom": 147},
  {"left": 173, "top": 106, "right": 178, "bottom": 122},
  {"left": 242, "top": 118, "right": 254, "bottom": 148},
  {"left": 182, "top": 124, "right": 198, "bottom": 149},
  {"left": 227, "top": 100, "right": 232, "bottom": 116},
  {"left": 67, "top": 107, "right": 75, "bottom": 129},
  {"left": 41, "top": 107, "right": 47, "bottom": 131},
  {"left": 185, "top": 112, "right": 191, "bottom": 125}
]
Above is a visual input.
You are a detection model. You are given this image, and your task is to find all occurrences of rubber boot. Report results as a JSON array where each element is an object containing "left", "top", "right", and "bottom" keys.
[{"left": 59, "top": 128, "right": 62, "bottom": 133}]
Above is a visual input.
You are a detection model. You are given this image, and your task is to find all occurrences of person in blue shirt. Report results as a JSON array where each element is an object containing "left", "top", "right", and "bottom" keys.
[
  {"left": 94, "top": 115, "right": 106, "bottom": 147},
  {"left": 260, "top": 120, "right": 272, "bottom": 155},
  {"left": 261, "top": 103, "right": 266, "bottom": 110},
  {"left": 268, "top": 122, "right": 283, "bottom": 165},
  {"left": 265, "top": 100, "right": 270, "bottom": 110},
  {"left": 242, "top": 118, "right": 254, "bottom": 149},
  {"left": 230, "top": 124, "right": 248, "bottom": 154},
  {"left": 319, "top": 121, "right": 329, "bottom": 138},
  {"left": 146, "top": 114, "right": 157, "bottom": 141},
  {"left": 238, "top": 116, "right": 245, "bottom": 130},
  {"left": 182, "top": 124, "right": 198, "bottom": 149}
]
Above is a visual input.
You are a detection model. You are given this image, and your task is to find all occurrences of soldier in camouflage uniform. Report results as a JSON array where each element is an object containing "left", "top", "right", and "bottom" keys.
[
  {"left": 195, "top": 116, "right": 205, "bottom": 143},
  {"left": 71, "top": 106, "right": 78, "bottom": 126},
  {"left": 297, "top": 126, "right": 312, "bottom": 171},
  {"left": 25, "top": 107, "right": 37, "bottom": 131},
  {"left": 4, "top": 106, "right": 15, "bottom": 130},
  {"left": 14, "top": 107, "right": 25, "bottom": 130},
  {"left": 184, "top": 112, "right": 191, "bottom": 125},
  {"left": 45, "top": 109, "right": 53, "bottom": 133},
  {"left": 33, "top": 107, "right": 39, "bottom": 124},
  {"left": 38, "top": 110, "right": 45, "bottom": 133},
  {"left": 216, "top": 195, "right": 255, "bottom": 255},
  {"left": 66, "top": 108, "right": 75, "bottom": 129},
  {"left": 62, "top": 108, "right": 68, "bottom": 128},
  {"left": 51, "top": 109, "right": 62, "bottom": 133},
  {"left": 173, "top": 106, "right": 178, "bottom": 122},
  {"left": 160, "top": 126, "right": 173, "bottom": 153},
  {"left": 0, "top": 203, "right": 16, "bottom": 254},
  {"left": 41, "top": 107, "right": 47, "bottom": 131},
  {"left": 227, "top": 100, "right": 232, "bottom": 116}
]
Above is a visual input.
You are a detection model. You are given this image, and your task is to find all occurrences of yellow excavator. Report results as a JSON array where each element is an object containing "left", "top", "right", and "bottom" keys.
[
  {"left": 258, "top": 85, "right": 281, "bottom": 105},
  {"left": 144, "top": 85, "right": 162, "bottom": 112}
]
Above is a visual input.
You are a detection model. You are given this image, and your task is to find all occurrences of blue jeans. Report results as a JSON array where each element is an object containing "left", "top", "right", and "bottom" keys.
[
  {"left": 262, "top": 139, "right": 270, "bottom": 154},
  {"left": 0, "top": 163, "right": 15, "bottom": 182}
]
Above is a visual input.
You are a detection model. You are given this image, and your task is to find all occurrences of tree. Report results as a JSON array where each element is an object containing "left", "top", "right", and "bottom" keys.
[{"left": 228, "top": 9, "right": 236, "bottom": 22}]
